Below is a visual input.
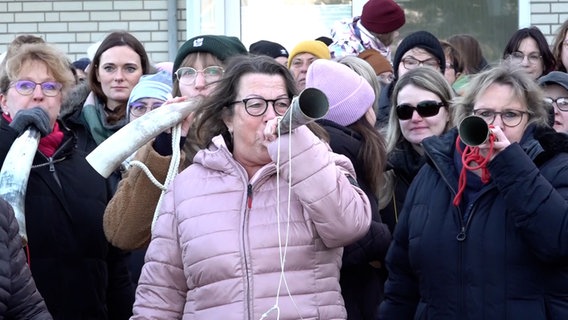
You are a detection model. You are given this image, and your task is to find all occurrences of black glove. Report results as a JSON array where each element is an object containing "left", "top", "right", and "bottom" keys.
[{"left": 9, "top": 107, "right": 52, "bottom": 137}]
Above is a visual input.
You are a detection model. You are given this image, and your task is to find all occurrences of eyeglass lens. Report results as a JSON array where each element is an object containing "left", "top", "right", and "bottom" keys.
[
  {"left": 396, "top": 100, "right": 444, "bottom": 120},
  {"left": 544, "top": 97, "right": 568, "bottom": 111},
  {"left": 239, "top": 98, "right": 291, "bottom": 117},
  {"left": 12, "top": 80, "right": 62, "bottom": 96},
  {"left": 176, "top": 66, "right": 223, "bottom": 85},
  {"left": 473, "top": 109, "right": 526, "bottom": 127},
  {"left": 510, "top": 51, "right": 541, "bottom": 64},
  {"left": 129, "top": 101, "right": 165, "bottom": 116}
]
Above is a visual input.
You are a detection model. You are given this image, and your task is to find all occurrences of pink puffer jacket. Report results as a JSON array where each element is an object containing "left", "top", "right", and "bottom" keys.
[{"left": 131, "top": 126, "right": 372, "bottom": 320}]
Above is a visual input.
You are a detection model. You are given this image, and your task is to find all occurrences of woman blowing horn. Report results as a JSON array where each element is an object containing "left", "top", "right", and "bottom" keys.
[
  {"left": 130, "top": 55, "right": 372, "bottom": 319},
  {"left": 0, "top": 42, "right": 133, "bottom": 319}
]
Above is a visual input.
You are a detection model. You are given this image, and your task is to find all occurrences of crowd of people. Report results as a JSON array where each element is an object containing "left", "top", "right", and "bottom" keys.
[{"left": 0, "top": 0, "right": 567, "bottom": 319}]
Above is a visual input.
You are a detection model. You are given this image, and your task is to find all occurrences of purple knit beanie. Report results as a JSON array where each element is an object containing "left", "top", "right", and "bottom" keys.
[{"left": 305, "top": 59, "right": 375, "bottom": 127}]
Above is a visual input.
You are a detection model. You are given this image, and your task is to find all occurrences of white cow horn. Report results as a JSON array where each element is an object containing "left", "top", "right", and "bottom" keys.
[{"left": 86, "top": 99, "right": 200, "bottom": 178}]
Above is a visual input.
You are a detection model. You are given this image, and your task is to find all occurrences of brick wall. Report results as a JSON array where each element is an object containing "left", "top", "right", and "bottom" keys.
[
  {"left": 531, "top": 0, "right": 568, "bottom": 43},
  {"left": 0, "top": 0, "right": 566, "bottom": 64},
  {"left": 0, "top": 0, "right": 187, "bottom": 64}
]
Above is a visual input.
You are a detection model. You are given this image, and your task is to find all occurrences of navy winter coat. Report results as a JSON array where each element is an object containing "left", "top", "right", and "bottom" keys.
[{"left": 379, "top": 126, "right": 568, "bottom": 320}]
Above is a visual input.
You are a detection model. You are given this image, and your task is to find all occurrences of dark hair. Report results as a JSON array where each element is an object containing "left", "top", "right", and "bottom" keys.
[
  {"left": 502, "top": 27, "right": 556, "bottom": 76},
  {"left": 552, "top": 20, "right": 568, "bottom": 72},
  {"left": 193, "top": 55, "right": 327, "bottom": 148},
  {"left": 87, "top": 31, "right": 151, "bottom": 124},
  {"left": 348, "top": 117, "right": 386, "bottom": 195},
  {"left": 440, "top": 40, "right": 464, "bottom": 74}
]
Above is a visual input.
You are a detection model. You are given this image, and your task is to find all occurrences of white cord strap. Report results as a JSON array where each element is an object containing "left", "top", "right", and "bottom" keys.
[{"left": 126, "top": 123, "right": 183, "bottom": 231}]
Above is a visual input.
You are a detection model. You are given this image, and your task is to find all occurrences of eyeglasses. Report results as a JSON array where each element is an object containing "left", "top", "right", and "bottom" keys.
[
  {"left": 175, "top": 66, "right": 224, "bottom": 85},
  {"left": 377, "top": 73, "right": 394, "bottom": 83},
  {"left": 129, "top": 100, "right": 165, "bottom": 117},
  {"left": 473, "top": 108, "right": 529, "bottom": 127},
  {"left": 508, "top": 51, "right": 541, "bottom": 65},
  {"left": 395, "top": 100, "right": 445, "bottom": 120},
  {"left": 544, "top": 97, "right": 568, "bottom": 111},
  {"left": 230, "top": 97, "right": 291, "bottom": 117},
  {"left": 9, "top": 80, "right": 63, "bottom": 97},
  {"left": 401, "top": 57, "right": 440, "bottom": 70}
]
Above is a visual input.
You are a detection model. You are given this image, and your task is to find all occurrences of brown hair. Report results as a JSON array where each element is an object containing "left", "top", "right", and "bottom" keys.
[
  {"left": 447, "top": 34, "right": 487, "bottom": 74},
  {"left": 552, "top": 20, "right": 568, "bottom": 72},
  {"left": 87, "top": 31, "right": 151, "bottom": 124},
  {"left": 440, "top": 40, "right": 464, "bottom": 75},
  {"left": 172, "top": 52, "right": 224, "bottom": 97}
]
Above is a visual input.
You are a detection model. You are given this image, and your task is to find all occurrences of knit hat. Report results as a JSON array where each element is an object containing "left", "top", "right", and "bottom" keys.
[
  {"left": 358, "top": 49, "right": 393, "bottom": 75},
  {"left": 360, "top": 0, "right": 406, "bottom": 34},
  {"left": 306, "top": 59, "right": 375, "bottom": 127},
  {"left": 287, "top": 40, "right": 331, "bottom": 68},
  {"left": 392, "top": 30, "right": 446, "bottom": 76},
  {"left": 172, "top": 35, "right": 247, "bottom": 80},
  {"left": 249, "top": 40, "right": 289, "bottom": 59},
  {"left": 72, "top": 57, "right": 90, "bottom": 72},
  {"left": 127, "top": 70, "right": 173, "bottom": 111},
  {"left": 538, "top": 71, "right": 568, "bottom": 91}
]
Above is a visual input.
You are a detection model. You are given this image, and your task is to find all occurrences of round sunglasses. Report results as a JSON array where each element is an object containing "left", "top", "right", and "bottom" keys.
[{"left": 395, "top": 100, "right": 446, "bottom": 120}]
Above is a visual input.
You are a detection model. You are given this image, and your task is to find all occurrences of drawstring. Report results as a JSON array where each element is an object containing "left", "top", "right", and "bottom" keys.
[{"left": 453, "top": 133, "right": 495, "bottom": 206}]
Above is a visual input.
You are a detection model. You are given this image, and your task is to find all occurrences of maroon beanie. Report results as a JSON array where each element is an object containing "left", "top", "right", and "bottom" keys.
[{"left": 360, "top": 0, "right": 405, "bottom": 34}]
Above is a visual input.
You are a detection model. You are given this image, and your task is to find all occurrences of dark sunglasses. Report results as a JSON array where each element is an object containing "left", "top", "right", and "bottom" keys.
[{"left": 395, "top": 100, "right": 446, "bottom": 120}]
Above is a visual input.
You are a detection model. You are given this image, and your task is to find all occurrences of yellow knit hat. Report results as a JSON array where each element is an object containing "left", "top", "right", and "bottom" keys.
[{"left": 287, "top": 40, "right": 331, "bottom": 68}]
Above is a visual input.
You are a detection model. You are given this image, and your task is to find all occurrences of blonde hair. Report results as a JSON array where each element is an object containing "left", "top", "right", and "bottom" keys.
[
  {"left": 385, "top": 67, "right": 454, "bottom": 154},
  {"left": 0, "top": 42, "right": 74, "bottom": 99},
  {"left": 378, "top": 67, "right": 454, "bottom": 208}
]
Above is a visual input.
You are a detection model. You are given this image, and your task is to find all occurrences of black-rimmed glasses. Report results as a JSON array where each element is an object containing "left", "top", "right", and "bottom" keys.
[
  {"left": 230, "top": 97, "right": 291, "bottom": 117},
  {"left": 401, "top": 57, "right": 440, "bottom": 70},
  {"left": 473, "top": 109, "right": 530, "bottom": 127},
  {"left": 395, "top": 100, "right": 445, "bottom": 120},
  {"left": 544, "top": 97, "right": 568, "bottom": 111},
  {"left": 9, "top": 80, "right": 63, "bottom": 97}
]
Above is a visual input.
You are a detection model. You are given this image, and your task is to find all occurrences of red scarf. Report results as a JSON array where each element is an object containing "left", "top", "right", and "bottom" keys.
[{"left": 3, "top": 114, "right": 64, "bottom": 157}]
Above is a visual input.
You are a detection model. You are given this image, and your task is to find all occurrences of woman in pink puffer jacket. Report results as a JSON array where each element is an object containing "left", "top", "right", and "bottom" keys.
[{"left": 131, "top": 55, "right": 372, "bottom": 320}]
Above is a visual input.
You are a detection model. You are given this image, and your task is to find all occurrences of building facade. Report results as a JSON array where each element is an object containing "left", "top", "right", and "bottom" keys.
[{"left": 0, "top": 0, "right": 566, "bottom": 64}]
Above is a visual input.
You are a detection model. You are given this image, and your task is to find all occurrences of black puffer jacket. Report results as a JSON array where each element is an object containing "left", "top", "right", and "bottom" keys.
[
  {"left": 380, "top": 140, "right": 426, "bottom": 233},
  {"left": 0, "top": 118, "right": 134, "bottom": 320},
  {"left": 318, "top": 119, "right": 391, "bottom": 320},
  {"left": 0, "top": 198, "right": 52, "bottom": 319}
]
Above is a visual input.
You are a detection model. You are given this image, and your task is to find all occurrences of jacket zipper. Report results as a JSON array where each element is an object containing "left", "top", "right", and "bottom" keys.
[{"left": 244, "top": 183, "right": 253, "bottom": 320}]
